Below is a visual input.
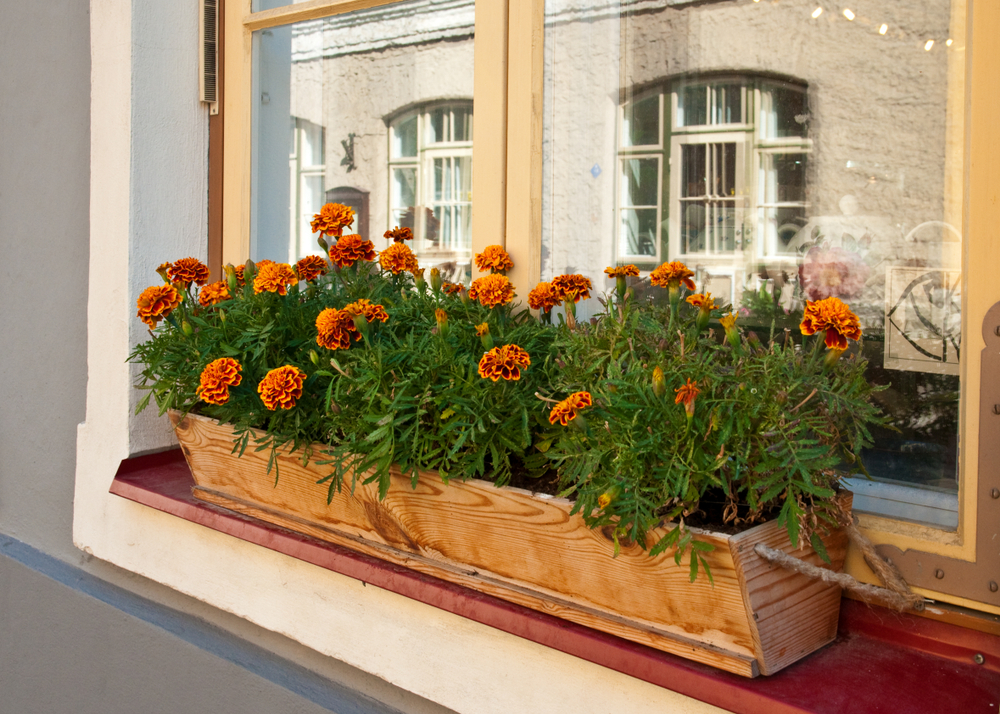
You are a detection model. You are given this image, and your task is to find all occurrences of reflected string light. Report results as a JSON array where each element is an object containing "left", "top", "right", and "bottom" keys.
[
  {"left": 843, "top": 8, "right": 855, "bottom": 20},
  {"left": 925, "top": 39, "right": 935, "bottom": 51},
  {"left": 879, "top": 24, "right": 888, "bottom": 35},
  {"left": 812, "top": 6, "right": 823, "bottom": 18},
  {"left": 946, "top": 38, "right": 953, "bottom": 46}
]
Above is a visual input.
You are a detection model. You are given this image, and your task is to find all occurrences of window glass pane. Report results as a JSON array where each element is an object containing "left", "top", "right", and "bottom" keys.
[
  {"left": 453, "top": 107, "right": 472, "bottom": 142},
  {"left": 542, "top": 0, "right": 967, "bottom": 525},
  {"left": 679, "top": 84, "right": 707, "bottom": 127},
  {"left": 429, "top": 108, "right": 448, "bottom": 144},
  {"left": 619, "top": 208, "right": 658, "bottom": 258},
  {"left": 251, "top": 0, "right": 475, "bottom": 275},
  {"left": 762, "top": 84, "right": 809, "bottom": 139},
  {"left": 621, "top": 158, "right": 658, "bottom": 207},
  {"left": 623, "top": 94, "right": 660, "bottom": 147},
  {"left": 714, "top": 84, "right": 742, "bottom": 125},
  {"left": 392, "top": 115, "right": 418, "bottom": 158}
]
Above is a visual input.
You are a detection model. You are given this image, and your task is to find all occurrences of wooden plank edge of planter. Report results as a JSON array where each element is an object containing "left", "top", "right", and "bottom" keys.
[
  {"left": 172, "top": 410, "right": 847, "bottom": 677},
  {"left": 193, "top": 483, "right": 759, "bottom": 677}
]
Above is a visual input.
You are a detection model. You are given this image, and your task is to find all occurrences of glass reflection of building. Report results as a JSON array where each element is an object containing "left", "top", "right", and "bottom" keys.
[{"left": 253, "top": 0, "right": 965, "bottom": 527}]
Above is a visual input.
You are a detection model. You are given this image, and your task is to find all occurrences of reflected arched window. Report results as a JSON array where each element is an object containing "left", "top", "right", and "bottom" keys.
[{"left": 388, "top": 102, "right": 473, "bottom": 283}]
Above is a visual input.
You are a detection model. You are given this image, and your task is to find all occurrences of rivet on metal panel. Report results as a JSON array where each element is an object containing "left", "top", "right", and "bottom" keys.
[
  {"left": 935, "top": 569, "right": 945, "bottom": 579},
  {"left": 990, "top": 581, "right": 999, "bottom": 593},
  {"left": 974, "top": 653, "right": 986, "bottom": 665},
  {"left": 992, "top": 488, "right": 1000, "bottom": 499}
]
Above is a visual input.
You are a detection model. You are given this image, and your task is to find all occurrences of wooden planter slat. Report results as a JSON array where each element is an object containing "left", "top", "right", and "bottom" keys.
[{"left": 172, "top": 411, "right": 848, "bottom": 677}]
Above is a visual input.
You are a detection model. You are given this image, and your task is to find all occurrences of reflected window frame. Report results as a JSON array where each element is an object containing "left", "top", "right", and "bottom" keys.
[{"left": 387, "top": 101, "right": 474, "bottom": 282}]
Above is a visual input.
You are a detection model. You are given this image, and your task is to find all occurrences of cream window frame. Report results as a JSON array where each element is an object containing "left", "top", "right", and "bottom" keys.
[{"left": 220, "top": 0, "right": 998, "bottom": 615}]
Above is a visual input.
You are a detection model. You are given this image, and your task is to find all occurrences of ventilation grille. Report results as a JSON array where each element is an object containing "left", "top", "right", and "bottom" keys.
[{"left": 200, "top": 0, "right": 218, "bottom": 103}]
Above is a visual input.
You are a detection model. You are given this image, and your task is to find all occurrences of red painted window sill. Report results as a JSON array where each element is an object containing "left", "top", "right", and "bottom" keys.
[{"left": 110, "top": 449, "right": 1000, "bottom": 714}]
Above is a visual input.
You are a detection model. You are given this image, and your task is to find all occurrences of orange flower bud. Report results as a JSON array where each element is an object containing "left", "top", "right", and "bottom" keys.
[{"left": 652, "top": 366, "right": 666, "bottom": 398}]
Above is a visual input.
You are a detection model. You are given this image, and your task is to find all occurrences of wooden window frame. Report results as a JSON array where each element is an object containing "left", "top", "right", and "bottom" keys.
[{"left": 214, "top": 0, "right": 999, "bottom": 615}]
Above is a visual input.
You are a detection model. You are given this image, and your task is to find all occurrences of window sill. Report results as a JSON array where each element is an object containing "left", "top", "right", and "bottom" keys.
[{"left": 110, "top": 450, "right": 1000, "bottom": 713}]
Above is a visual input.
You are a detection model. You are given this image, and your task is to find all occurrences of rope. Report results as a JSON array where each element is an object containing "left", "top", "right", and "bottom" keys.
[{"left": 753, "top": 523, "right": 925, "bottom": 612}]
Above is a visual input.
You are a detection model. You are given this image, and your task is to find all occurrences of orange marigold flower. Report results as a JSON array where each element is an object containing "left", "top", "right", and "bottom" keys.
[
  {"left": 384, "top": 226, "right": 413, "bottom": 243},
  {"left": 475, "top": 322, "right": 490, "bottom": 337},
  {"left": 800, "top": 296, "right": 863, "bottom": 350},
  {"left": 198, "top": 280, "right": 231, "bottom": 307},
  {"left": 345, "top": 298, "right": 389, "bottom": 323},
  {"left": 469, "top": 274, "right": 516, "bottom": 308},
  {"left": 329, "top": 235, "right": 376, "bottom": 269},
  {"left": 604, "top": 265, "right": 640, "bottom": 279},
  {"left": 316, "top": 308, "right": 359, "bottom": 350},
  {"left": 527, "top": 282, "right": 561, "bottom": 312},
  {"left": 295, "top": 255, "right": 329, "bottom": 282},
  {"left": 378, "top": 242, "right": 419, "bottom": 274},
  {"left": 548, "top": 391, "right": 593, "bottom": 426},
  {"left": 233, "top": 265, "right": 246, "bottom": 287},
  {"left": 253, "top": 262, "right": 297, "bottom": 295},
  {"left": 675, "top": 378, "right": 700, "bottom": 418},
  {"left": 650, "top": 261, "right": 696, "bottom": 291},
  {"left": 136, "top": 284, "right": 182, "bottom": 328},
  {"left": 442, "top": 282, "right": 465, "bottom": 296},
  {"left": 156, "top": 262, "right": 172, "bottom": 281},
  {"left": 686, "top": 292, "right": 716, "bottom": 311},
  {"left": 257, "top": 365, "right": 306, "bottom": 411},
  {"left": 551, "top": 274, "right": 592, "bottom": 304},
  {"left": 168, "top": 257, "right": 210, "bottom": 287},
  {"left": 311, "top": 203, "right": 355, "bottom": 237},
  {"left": 720, "top": 312, "right": 737, "bottom": 331},
  {"left": 475, "top": 245, "right": 514, "bottom": 273},
  {"left": 196, "top": 358, "right": 242, "bottom": 405},
  {"left": 478, "top": 344, "right": 531, "bottom": 382}
]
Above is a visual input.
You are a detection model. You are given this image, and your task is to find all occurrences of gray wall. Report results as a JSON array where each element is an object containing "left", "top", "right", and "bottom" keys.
[{"left": 0, "top": 3, "right": 450, "bottom": 712}]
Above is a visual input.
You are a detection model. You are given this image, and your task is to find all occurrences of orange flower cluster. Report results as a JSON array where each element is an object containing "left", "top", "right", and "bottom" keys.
[
  {"left": 800, "top": 296, "right": 862, "bottom": 350},
  {"left": 316, "top": 308, "right": 359, "bottom": 350},
  {"left": 650, "top": 261, "right": 696, "bottom": 291},
  {"left": 442, "top": 282, "right": 465, "bottom": 296},
  {"left": 329, "top": 235, "right": 376, "bottom": 268},
  {"left": 604, "top": 264, "right": 640, "bottom": 279},
  {"left": 474, "top": 245, "right": 514, "bottom": 274},
  {"left": 345, "top": 298, "right": 389, "bottom": 324},
  {"left": 378, "top": 242, "right": 419, "bottom": 274},
  {"left": 675, "top": 378, "right": 700, "bottom": 418},
  {"left": 253, "top": 262, "right": 297, "bottom": 295},
  {"left": 196, "top": 358, "right": 242, "bottom": 405},
  {"left": 528, "top": 282, "right": 561, "bottom": 312},
  {"left": 295, "top": 255, "right": 329, "bottom": 282},
  {"left": 257, "top": 365, "right": 306, "bottom": 411},
  {"left": 686, "top": 293, "right": 716, "bottom": 311},
  {"left": 233, "top": 265, "right": 246, "bottom": 287},
  {"left": 478, "top": 344, "right": 531, "bottom": 382},
  {"left": 167, "top": 258, "right": 210, "bottom": 287},
  {"left": 310, "top": 203, "right": 355, "bottom": 237},
  {"left": 551, "top": 274, "right": 592, "bottom": 304},
  {"left": 198, "top": 281, "right": 231, "bottom": 307},
  {"left": 469, "top": 274, "right": 515, "bottom": 308},
  {"left": 137, "top": 284, "right": 182, "bottom": 328},
  {"left": 384, "top": 227, "right": 413, "bottom": 243},
  {"left": 548, "top": 391, "right": 593, "bottom": 426}
]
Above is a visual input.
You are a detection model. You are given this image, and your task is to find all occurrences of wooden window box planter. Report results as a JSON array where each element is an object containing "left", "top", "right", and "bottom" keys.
[{"left": 172, "top": 410, "right": 850, "bottom": 678}]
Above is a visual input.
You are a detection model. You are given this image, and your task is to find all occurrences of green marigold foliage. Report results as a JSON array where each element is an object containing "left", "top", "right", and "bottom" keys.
[{"left": 131, "top": 228, "right": 886, "bottom": 582}]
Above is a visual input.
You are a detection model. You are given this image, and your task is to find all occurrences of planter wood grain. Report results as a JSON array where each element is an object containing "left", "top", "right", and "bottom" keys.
[{"left": 171, "top": 410, "right": 849, "bottom": 677}]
